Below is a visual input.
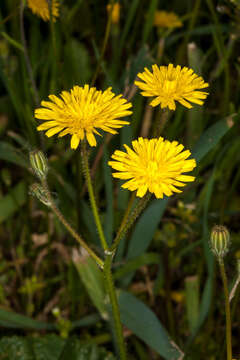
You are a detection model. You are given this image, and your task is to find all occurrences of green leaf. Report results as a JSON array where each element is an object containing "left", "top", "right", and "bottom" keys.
[
  {"left": 0, "top": 59, "right": 24, "bottom": 122},
  {"left": 0, "top": 181, "right": 27, "bottom": 223},
  {"left": 167, "top": 24, "right": 229, "bottom": 47},
  {"left": 121, "top": 198, "right": 167, "bottom": 285},
  {"left": 71, "top": 313, "right": 101, "bottom": 329},
  {"left": 63, "top": 40, "right": 92, "bottom": 87},
  {"left": 0, "top": 336, "right": 116, "bottom": 360},
  {"left": 142, "top": 0, "right": 159, "bottom": 43},
  {"left": 187, "top": 44, "right": 205, "bottom": 148},
  {"left": 80, "top": 200, "right": 99, "bottom": 245},
  {"left": 185, "top": 276, "right": 200, "bottom": 334},
  {"left": 119, "top": 0, "right": 140, "bottom": 52},
  {"left": 191, "top": 115, "right": 235, "bottom": 162},
  {"left": 0, "top": 308, "right": 55, "bottom": 330},
  {"left": 0, "top": 141, "right": 28, "bottom": 168},
  {"left": 0, "top": 31, "right": 24, "bottom": 52},
  {"left": 0, "top": 306, "right": 100, "bottom": 331},
  {"left": 0, "top": 336, "right": 33, "bottom": 360},
  {"left": 125, "top": 45, "right": 153, "bottom": 86},
  {"left": 59, "top": 338, "right": 115, "bottom": 360},
  {"left": 127, "top": 198, "right": 168, "bottom": 259},
  {"left": 32, "top": 335, "right": 64, "bottom": 360},
  {"left": 118, "top": 291, "right": 184, "bottom": 359},
  {"left": 73, "top": 255, "right": 107, "bottom": 319},
  {"left": 114, "top": 253, "right": 160, "bottom": 280}
]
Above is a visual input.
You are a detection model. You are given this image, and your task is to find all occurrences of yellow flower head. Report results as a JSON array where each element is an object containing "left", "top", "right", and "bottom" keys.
[
  {"left": 108, "top": 137, "right": 196, "bottom": 199},
  {"left": 36, "top": 85, "right": 132, "bottom": 149},
  {"left": 154, "top": 10, "right": 183, "bottom": 28},
  {"left": 27, "top": 0, "right": 59, "bottom": 22},
  {"left": 135, "top": 64, "right": 209, "bottom": 110},
  {"left": 107, "top": 2, "right": 121, "bottom": 24}
]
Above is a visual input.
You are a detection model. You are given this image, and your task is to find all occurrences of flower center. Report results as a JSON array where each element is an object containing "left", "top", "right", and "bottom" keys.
[
  {"left": 69, "top": 103, "right": 98, "bottom": 133},
  {"left": 162, "top": 79, "right": 177, "bottom": 94},
  {"left": 146, "top": 161, "right": 161, "bottom": 180}
]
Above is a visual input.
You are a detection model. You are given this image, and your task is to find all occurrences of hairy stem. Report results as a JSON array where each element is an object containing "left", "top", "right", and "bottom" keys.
[
  {"left": 219, "top": 259, "right": 232, "bottom": 360},
  {"left": 81, "top": 143, "right": 109, "bottom": 251},
  {"left": 110, "top": 192, "right": 151, "bottom": 252},
  {"left": 103, "top": 252, "right": 127, "bottom": 360},
  {"left": 41, "top": 179, "right": 104, "bottom": 268}
]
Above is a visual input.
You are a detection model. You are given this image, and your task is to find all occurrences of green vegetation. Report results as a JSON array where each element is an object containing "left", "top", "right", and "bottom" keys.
[{"left": 0, "top": 0, "right": 240, "bottom": 359}]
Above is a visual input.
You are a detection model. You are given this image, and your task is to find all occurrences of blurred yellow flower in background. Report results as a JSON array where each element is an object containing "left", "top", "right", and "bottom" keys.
[
  {"left": 135, "top": 64, "right": 209, "bottom": 110},
  {"left": 107, "top": 2, "right": 121, "bottom": 24},
  {"left": 154, "top": 10, "right": 183, "bottom": 28},
  {"left": 109, "top": 137, "right": 196, "bottom": 199},
  {"left": 36, "top": 85, "right": 132, "bottom": 149},
  {"left": 27, "top": 0, "right": 59, "bottom": 22}
]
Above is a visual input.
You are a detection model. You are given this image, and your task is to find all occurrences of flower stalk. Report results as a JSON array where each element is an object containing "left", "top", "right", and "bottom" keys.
[
  {"left": 81, "top": 143, "right": 109, "bottom": 251},
  {"left": 30, "top": 149, "right": 129, "bottom": 358},
  {"left": 103, "top": 252, "right": 127, "bottom": 360},
  {"left": 80, "top": 145, "right": 127, "bottom": 358},
  {"left": 41, "top": 178, "right": 104, "bottom": 269},
  {"left": 210, "top": 226, "right": 232, "bottom": 360},
  {"left": 218, "top": 259, "right": 232, "bottom": 360},
  {"left": 111, "top": 192, "right": 152, "bottom": 252}
]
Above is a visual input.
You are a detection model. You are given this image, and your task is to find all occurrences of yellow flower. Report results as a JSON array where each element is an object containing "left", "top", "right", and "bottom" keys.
[
  {"left": 27, "top": 0, "right": 59, "bottom": 22},
  {"left": 108, "top": 137, "right": 196, "bottom": 199},
  {"left": 107, "top": 2, "right": 121, "bottom": 24},
  {"left": 135, "top": 64, "right": 209, "bottom": 110},
  {"left": 154, "top": 11, "right": 183, "bottom": 28},
  {"left": 35, "top": 85, "right": 132, "bottom": 149}
]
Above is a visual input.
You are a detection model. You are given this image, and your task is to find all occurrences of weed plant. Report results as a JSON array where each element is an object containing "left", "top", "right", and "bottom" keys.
[{"left": 0, "top": 0, "right": 240, "bottom": 359}]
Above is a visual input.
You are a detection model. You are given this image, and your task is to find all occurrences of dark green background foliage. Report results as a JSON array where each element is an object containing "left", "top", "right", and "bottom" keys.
[{"left": 0, "top": 0, "right": 240, "bottom": 359}]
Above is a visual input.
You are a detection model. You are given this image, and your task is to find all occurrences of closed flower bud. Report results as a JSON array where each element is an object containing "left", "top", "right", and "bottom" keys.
[
  {"left": 210, "top": 225, "right": 230, "bottom": 260},
  {"left": 29, "top": 183, "right": 51, "bottom": 207},
  {"left": 52, "top": 307, "right": 60, "bottom": 318},
  {"left": 107, "top": 2, "right": 120, "bottom": 24},
  {"left": 30, "top": 150, "right": 48, "bottom": 180}
]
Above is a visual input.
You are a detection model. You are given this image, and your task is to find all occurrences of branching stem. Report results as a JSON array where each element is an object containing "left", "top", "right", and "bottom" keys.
[{"left": 41, "top": 179, "right": 104, "bottom": 268}]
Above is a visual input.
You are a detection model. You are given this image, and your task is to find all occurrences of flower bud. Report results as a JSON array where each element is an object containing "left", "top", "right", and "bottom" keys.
[
  {"left": 210, "top": 225, "right": 230, "bottom": 260},
  {"left": 29, "top": 183, "right": 51, "bottom": 207},
  {"left": 30, "top": 150, "right": 48, "bottom": 180},
  {"left": 52, "top": 307, "right": 60, "bottom": 318},
  {"left": 107, "top": 2, "right": 120, "bottom": 24}
]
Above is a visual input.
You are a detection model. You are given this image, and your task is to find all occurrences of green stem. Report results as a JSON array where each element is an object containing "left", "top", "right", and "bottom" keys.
[
  {"left": 152, "top": 108, "right": 170, "bottom": 138},
  {"left": 41, "top": 179, "right": 104, "bottom": 268},
  {"left": 81, "top": 143, "right": 109, "bottom": 251},
  {"left": 103, "top": 253, "right": 127, "bottom": 360},
  {"left": 76, "top": 151, "right": 83, "bottom": 233},
  {"left": 48, "top": 0, "right": 58, "bottom": 92},
  {"left": 219, "top": 259, "right": 232, "bottom": 360},
  {"left": 110, "top": 192, "right": 151, "bottom": 252},
  {"left": 206, "top": 0, "right": 230, "bottom": 114},
  {"left": 117, "top": 192, "right": 136, "bottom": 236},
  {"left": 91, "top": 0, "right": 114, "bottom": 86},
  {"left": 19, "top": 0, "right": 39, "bottom": 106}
]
